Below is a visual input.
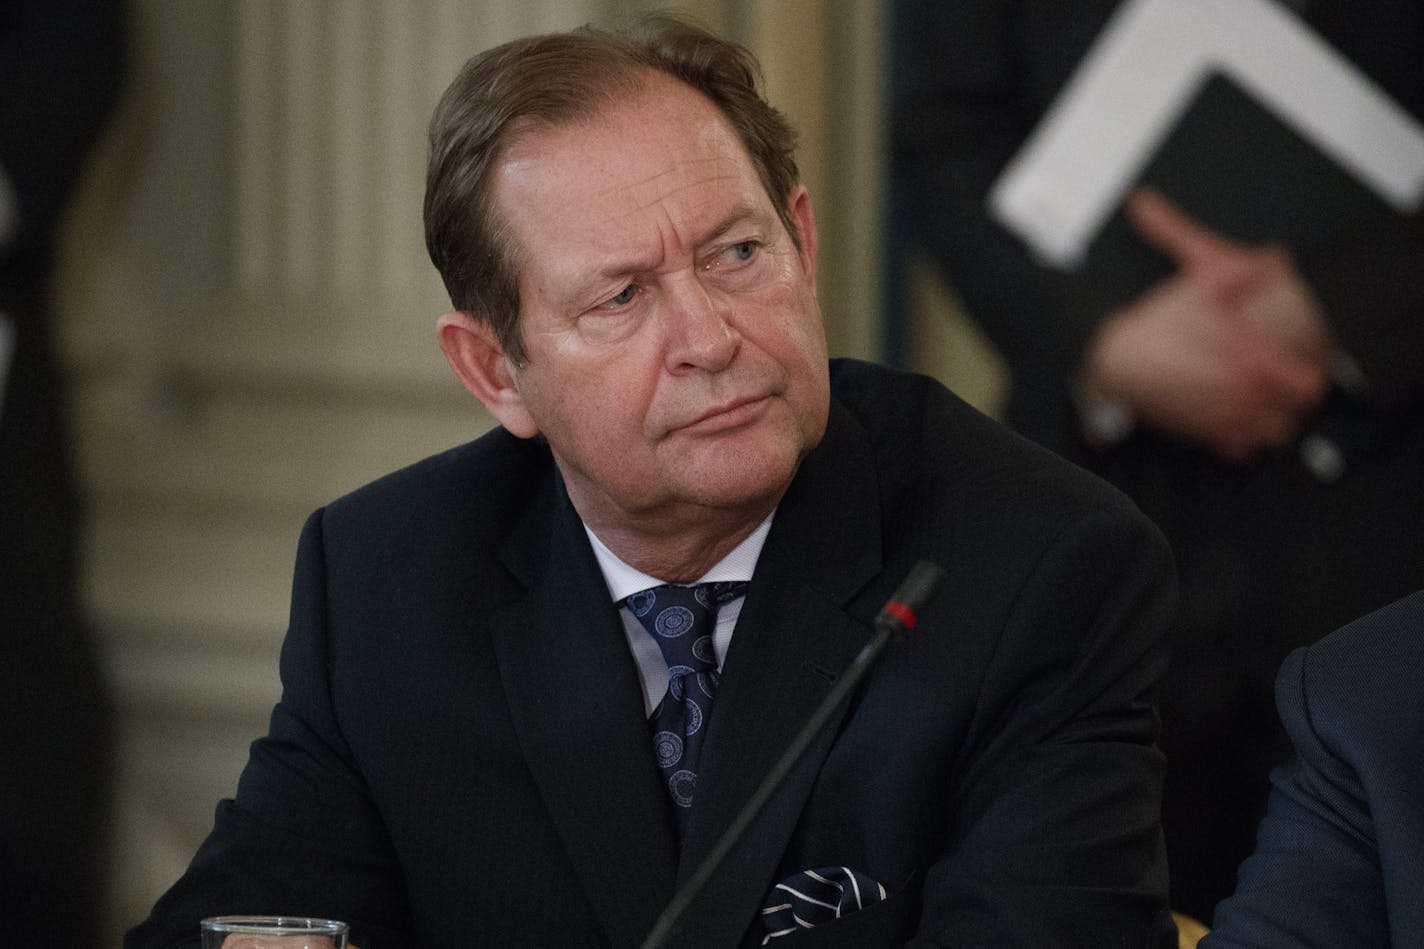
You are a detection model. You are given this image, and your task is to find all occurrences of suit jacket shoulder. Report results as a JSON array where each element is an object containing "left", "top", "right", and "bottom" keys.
[
  {"left": 1204, "top": 590, "right": 1424, "bottom": 949},
  {"left": 827, "top": 358, "right": 1157, "bottom": 560}
]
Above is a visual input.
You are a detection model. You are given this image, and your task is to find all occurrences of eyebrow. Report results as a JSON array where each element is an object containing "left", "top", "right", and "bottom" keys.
[
  {"left": 698, "top": 202, "right": 768, "bottom": 248},
  {"left": 559, "top": 201, "right": 773, "bottom": 310},
  {"left": 596, "top": 202, "right": 769, "bottom": 280}
]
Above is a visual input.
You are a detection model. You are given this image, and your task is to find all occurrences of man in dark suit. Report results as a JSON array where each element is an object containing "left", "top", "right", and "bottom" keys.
[
  {"left": 1203, "top": 590, "right": 1424, "bottom": 949},
  {"left": 127, "top": 17, "right": 1177, "bottom": 948},
  {"left": 892, "top": 0, "right": 1424, "bottom": 922}
]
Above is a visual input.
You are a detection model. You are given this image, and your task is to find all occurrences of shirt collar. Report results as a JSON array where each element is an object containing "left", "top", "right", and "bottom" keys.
[{"left": 584, "top": 514, "right": 773, "bottom": 604}]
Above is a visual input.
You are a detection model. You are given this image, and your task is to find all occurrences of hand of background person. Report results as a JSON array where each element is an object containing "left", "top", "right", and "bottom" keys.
[{"left": 1082, "top": 189, "right": 1333, "bottom": 461}]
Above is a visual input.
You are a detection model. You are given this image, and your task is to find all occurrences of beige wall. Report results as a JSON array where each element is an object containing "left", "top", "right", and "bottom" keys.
[{"left": 55, "top": 1, "right": 997, "bottom": 940}]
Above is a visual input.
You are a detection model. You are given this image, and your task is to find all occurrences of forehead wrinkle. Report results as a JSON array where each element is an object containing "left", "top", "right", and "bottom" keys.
[
  {"left": 596, "top": 152, "right": 744, "bottom": 211},
  {"left": 568, "top": 171, "right": 758, "bottom": 284},
  {"left": 609, "top": 148, "right": 746, "bottom": 196},
  {"left": 501, "top": 81, "right": 774, "bottom": 306}
]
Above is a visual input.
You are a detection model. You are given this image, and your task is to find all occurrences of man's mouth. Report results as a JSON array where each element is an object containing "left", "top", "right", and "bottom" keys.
[{"left": 680, "top": 394, "right": 772, "bottom": 433}]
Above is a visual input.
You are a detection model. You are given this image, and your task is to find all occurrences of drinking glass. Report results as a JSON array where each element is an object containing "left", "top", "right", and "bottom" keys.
[{"left": 200, "top": 916, "right": 348, "bottom": 949}]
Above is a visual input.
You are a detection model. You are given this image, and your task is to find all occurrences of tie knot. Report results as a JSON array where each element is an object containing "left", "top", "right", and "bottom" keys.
[{"left": 626, "top": 581, "right": 747, "bottom": 673}]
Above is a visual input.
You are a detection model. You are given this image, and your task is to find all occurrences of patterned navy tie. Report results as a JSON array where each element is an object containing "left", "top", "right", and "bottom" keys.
[{"left": 627, "top": 581, "right": 747, "bottom": 829}]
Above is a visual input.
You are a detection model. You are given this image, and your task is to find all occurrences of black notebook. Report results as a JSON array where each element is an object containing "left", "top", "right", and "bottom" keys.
[{"left": 1078, "top": 71, "right": 1406, "bottom": 305}]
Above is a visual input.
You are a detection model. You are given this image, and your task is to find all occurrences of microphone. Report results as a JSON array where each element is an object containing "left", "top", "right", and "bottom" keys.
[
  {"left": 639, "top": 560, "right": 947, "bottom": 949},
  {"left": 873, "top": 559, "right": 948, "bottom": 637}
]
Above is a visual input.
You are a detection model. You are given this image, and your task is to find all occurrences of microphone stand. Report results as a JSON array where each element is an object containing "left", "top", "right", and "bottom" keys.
[{"left": 639, "top": 561, "right": 946, "bottom": 949}]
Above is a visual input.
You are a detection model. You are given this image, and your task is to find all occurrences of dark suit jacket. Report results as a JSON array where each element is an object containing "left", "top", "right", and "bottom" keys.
[
  {"left": 892, "top": 0, "right": 1424, "bottom": 919},
  {"left": 125, "top": 360, "right": 1177, "bottom": 949},
  {"left": 1203, "top": 590, "right": 1424, "bottom": 949}
]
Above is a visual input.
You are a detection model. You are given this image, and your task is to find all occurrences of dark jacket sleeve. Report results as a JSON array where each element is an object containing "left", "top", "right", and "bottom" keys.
[
  {"left": 910, "top": 496, "right": 1178, "bottom": 948},
  {"left": 123, "top": 510, "right": 417, "bottom": 949},
  {"left": 1300, "top": 212, "right": 1424, "bottom": 421},
  {"left": 1201, "top": 649, "right": 1388, "bottom": 949},
  {"left": 1202, "top": 592, "right": 1424, "bottom": 949}
]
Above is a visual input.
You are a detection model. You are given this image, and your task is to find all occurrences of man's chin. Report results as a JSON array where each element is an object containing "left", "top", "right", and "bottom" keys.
[{"left": 674, "top": 442, "right": 804, "bottom": 511}]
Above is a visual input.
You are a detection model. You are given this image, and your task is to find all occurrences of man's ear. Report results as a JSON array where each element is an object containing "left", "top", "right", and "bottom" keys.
[
  {"left": 436, "top": 312, "right": 539, "bottom": 438},
  {"left": 787, "top": 185, "right": 819, "bottom": 288}
]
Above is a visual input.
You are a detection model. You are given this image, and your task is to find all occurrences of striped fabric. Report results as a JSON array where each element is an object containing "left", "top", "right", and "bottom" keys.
[{"left": 760, "top": 866, "right": 888, "bottom": 943}]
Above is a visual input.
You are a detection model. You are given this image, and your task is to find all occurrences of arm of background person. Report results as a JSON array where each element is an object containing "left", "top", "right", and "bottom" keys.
[
  {"left": 891, "top": 0, "right": 1422, "bottom": 462},
  {"left": 1295, "top": 212, "right": 1424, "bottom": 422},
  {"left": 0, "top": 0, "right": 125, "bottom": 246},
  {"left": 1081, "top": 190, "right": 1334, "bottom": 460},
  {"left": 910, "top": 497, "right": 1178, "bottom": 947},
  {"left": 892, "top": 0, "right": 1336, "bottom": 464},
  {"left": 890, "top": 0, "right": 1132, "bottom": 446}
]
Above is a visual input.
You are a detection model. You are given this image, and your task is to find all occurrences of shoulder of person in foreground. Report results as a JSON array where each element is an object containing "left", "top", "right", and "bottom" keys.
[{"left": 1203, "top": 589, "right": 1424, "bottom": 949}]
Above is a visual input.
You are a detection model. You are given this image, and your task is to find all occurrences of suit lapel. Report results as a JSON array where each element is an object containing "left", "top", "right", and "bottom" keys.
[
  {"left": 673, "top": 401, "right": 885, "bottom": 947},
  {"left": 490, "top": 473, "right": 679, "bottom": 948}
]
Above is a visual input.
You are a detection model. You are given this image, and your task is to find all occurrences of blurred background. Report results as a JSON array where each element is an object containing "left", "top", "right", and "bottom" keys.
[{"left": 38, "top": 0, "right": 997, "bottom": 939}]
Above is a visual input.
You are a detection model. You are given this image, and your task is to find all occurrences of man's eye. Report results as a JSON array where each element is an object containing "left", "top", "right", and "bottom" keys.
[
  {"left": 603, "top": 284, "right": 637, "bottom": 307},
  {"left": 730, "top": 240, "right": 758, "bottom": 262},
  {"left": 708, "top": 240, "right": 760, "bottom": 272}
]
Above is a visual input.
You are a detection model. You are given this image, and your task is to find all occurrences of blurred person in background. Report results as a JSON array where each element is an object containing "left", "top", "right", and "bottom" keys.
[
  {"left": 892, "top": 0, "right": 1424, "bottom": 924},
  {"left": 1, "top": 0, "right": 126, "bottom": 944}
]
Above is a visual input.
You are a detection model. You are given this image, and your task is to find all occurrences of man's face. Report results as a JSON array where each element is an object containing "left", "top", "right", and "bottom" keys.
[{"left": 485, "top": 74, "right": 829, "bottom": 536}]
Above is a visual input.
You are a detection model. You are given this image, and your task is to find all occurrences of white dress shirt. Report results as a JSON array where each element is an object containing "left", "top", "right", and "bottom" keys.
[{"left": 585, "top": 516, "right": 773, "bottom": 715}]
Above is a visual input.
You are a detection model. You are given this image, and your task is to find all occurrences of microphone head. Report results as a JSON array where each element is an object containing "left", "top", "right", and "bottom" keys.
[{"left": 875, "top": 560, "right": 947, "bottom": 634}]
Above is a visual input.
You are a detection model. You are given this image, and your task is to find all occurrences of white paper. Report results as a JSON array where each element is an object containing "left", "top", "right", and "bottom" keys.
[{"left": 988, "top": 0, "right": 1424, "bottom": 270}]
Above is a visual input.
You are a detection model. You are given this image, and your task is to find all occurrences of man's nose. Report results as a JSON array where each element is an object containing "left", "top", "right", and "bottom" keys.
[{"left": 662, "top": 274, "right": 740, "bottom": 372}]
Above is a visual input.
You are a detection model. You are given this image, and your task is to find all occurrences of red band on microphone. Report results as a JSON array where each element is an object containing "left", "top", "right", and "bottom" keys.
[{"left": 881, "top": 601, "right": 917, "bottom": 630}]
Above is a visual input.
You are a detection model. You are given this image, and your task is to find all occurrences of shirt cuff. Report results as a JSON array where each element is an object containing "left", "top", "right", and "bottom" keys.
[{"left": 1073, "top": 378, "right": 1136, "bottom": 448}]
